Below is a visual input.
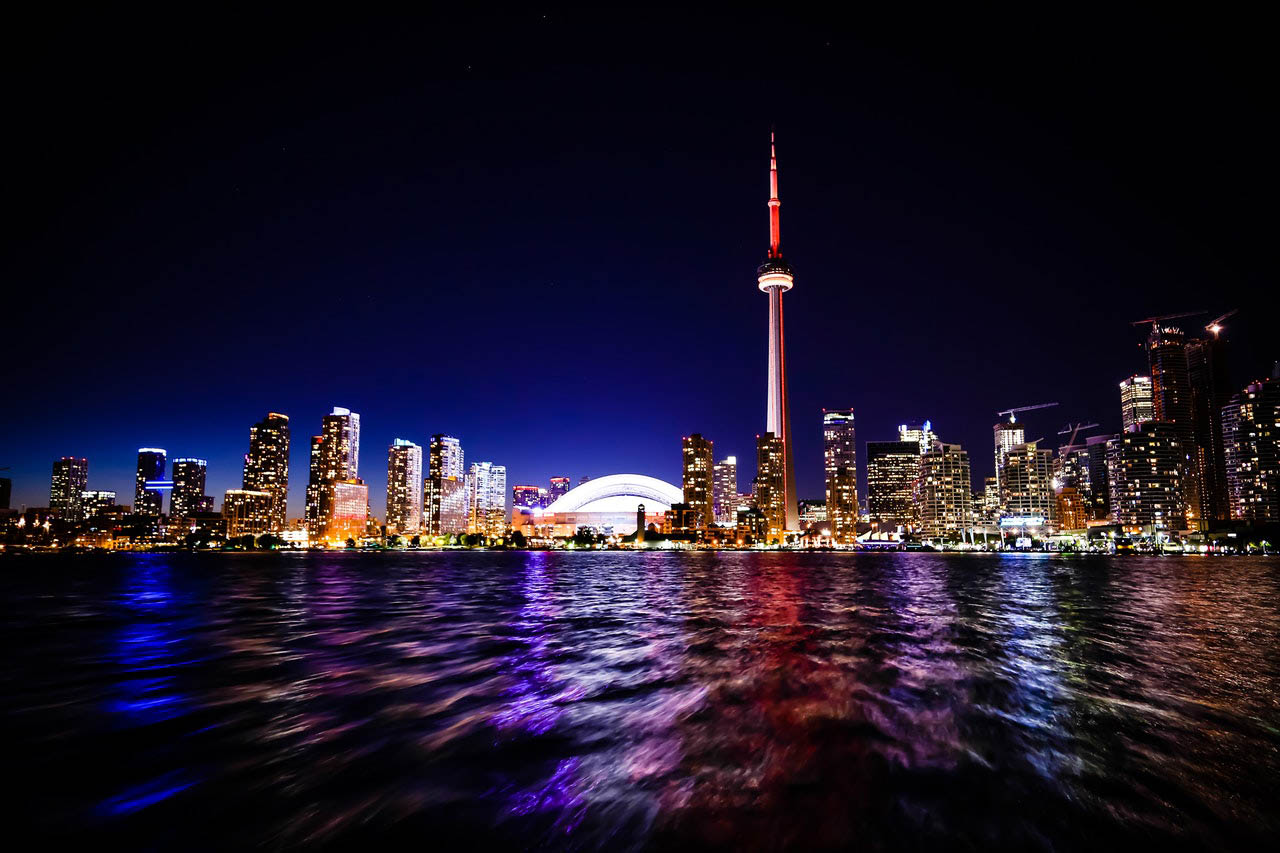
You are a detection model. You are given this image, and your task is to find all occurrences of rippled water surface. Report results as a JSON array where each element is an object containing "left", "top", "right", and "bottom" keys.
[{"left": 3, "top": 551, "right": 1280, "bottom": 850}]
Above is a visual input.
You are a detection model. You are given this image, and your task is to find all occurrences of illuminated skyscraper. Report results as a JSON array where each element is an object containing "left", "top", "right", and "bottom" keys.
[
  {"left": 1119, "top": 375, "right": 1154, "bottom": 433},
  {"left": 1146, "top": 325, "right": 1201, "bottom": 529},
  {"left": 756, "top": 133, "right": 798, "bottom": 531},
  {"left": 134, "top": 448, "right": 166, "bottom": 517},
  {"left": 50, "top": 456, "right": 88, "bottom": 520},
  {"left": 914, "top": 442, "right": 972, "bottom": 539},
  {"left": 386, "top": 439, "right": 423, "bottom": 534},
  {"left": 992, "top": 420, "right": 1024, "bottom": 505},
  {"left": 681, "top": 433, "right": 714, "bottom": 529},
  {"left": 1107, "top": 422, "right": 1185, "bottom": 531},
  {"left": 1187, "top": 332, "right": 1233, "bottom": 523},
  {"left": 304, "top": 407, "right": 361, "bottom": 540},
  {"left": 1221, "top": 376, "right": 1279, "bottom": 522},
  {"left": 425, "top": 434, "right": 467, "bottom": 536},
  {"left": 242, "top": 412, "right": 290, "bottom": 532},
  {"left": 1086, "top": 433, "right": 1116, "bottom": 520},
  {"left": 755, "top": 432, "right": 786, "bottom": 541},
  {"left": 170, "top": 458, "right": 210, "bottom": 520},
  {"left": 867, "top": 440, "right": 919, "bottom": 530},
  {"left": 823, "top": 409, "right": 857, "bottom": 544},
  {"left": 1001, "top": 441, "right": 1056, "bottom": 523},
  {"left": 467, "top": 462, "right": 507, "bottom": 538},
  {"left": 712, "top": 456, "right": 738, "bottom": 525},
  {"left": 898, "top": 421, "right": 936, "bottom": 455}
]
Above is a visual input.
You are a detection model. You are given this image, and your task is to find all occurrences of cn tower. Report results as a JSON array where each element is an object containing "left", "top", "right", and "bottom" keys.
[{"left": 758, "top": 131, "right": 799, "bottom": 530}]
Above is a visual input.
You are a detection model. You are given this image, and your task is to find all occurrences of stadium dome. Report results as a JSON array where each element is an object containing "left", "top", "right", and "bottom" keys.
[{"left": 543, "top": 474, "right": 683, "bottom": 516}]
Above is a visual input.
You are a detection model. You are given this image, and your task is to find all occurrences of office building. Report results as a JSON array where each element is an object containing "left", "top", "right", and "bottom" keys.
[
  {"left": 170, "top": 458, "right": 210, "bottom": 520},
  {"left": 1221, "top": 376, "right": 1279, "bottom": 522},
  {"left": 386, "top": 439, "right": 423, "bottom": 534},
  {"left": 914, "top": 442, "right": 972, "bottom": 540},
  {"left": 50, "top": 456, "right": 88, "bottom": 520},
  {"left": 681, "top": 433, "right": 715, "bottom": 529},
  {"left": 823, "top": 409, "right": 857, "bottom": 544},
  {"left": 242, "top": 412, "right": 290, "bottom": 532},
  {"left": 223, "top": 489, "right": 274, "bottom": 538},
  {"left": 866, "top": 440, "right": 919, "bottom": 530},
  {"left": 1120, "top": 375, "right": 1154, "bottom": 433},
  {"left": 1106, "top": 421, "right": 1185, "bottom": 531},
  {"left": 712, "top": 456, "right": 738, "bottom": 525},
  {"left": 134, "top": 448, "right": 167, "bottom": 517},
  {"left": 424, "top": 434, "right": 467, "bottom": 536}
]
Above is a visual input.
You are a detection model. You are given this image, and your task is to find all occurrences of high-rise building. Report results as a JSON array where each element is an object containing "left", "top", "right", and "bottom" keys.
[
  {"left": 328, "top": 480, "right": 369, "bottom": 544},
  {"left": 50, "top": 457, "right": 88, "bottom": 520},
  {"left": 866, "top": 440, "right": 919, "bottom": 530},
  {"left": 170, "top": 458, "right": 209, "bottom": 520},
  {"left": 81, "top": 490, "right": 116, "bottom": 519},
  {"left": 1187, "top": 332, "right": 1233, "bottom": 523},
  {"left": 823, "top": 409, "right": 857, "bottom": 544},
  {"left": 992, "top": 420, "right": 1025, "bottom": 504},
  {"left": 978, "top": 476, "right": 1000, "bottom": 524},
  {"left": 914, "top": 442, "right": 972, "bottom": 540},
  {"left": 386, "top": 439, "right": 423, "bottom": 534},
  {"left": 223, "top": 489, "right": 274, "bottom": 538},
  {"left": 1146, "top": 325, "right": 1202, "bottom": 529},
  {"left": 1221, "top": 376, "right": 1279, "bottom": 522},
  {"left": 550, "top": 476, "right": 571, "bottom": 503},
  {"left": 1001, "top": 442, "right": 1056, "bottom": 524},
  {"left": 424, "top": 434, "right": 467, "bottom": 536},
  {"left": 1085, "top": 433, "right": 1116, "bottom": 520},
  {"left": 681, "top": 433, "right": 715, "bottom": 529},
  {"left": 134, "top": 448, "right": 167, "bottom": 517},
  {"left": 755, "top": 432, "right": 786, "bottom": 541},
  {"left": 304, "top": 407, "right": 361, "bottom": 541},
  {"left": 756, "top": 133, "right": 799, "bottom": 531},
  {"left": 512, "top": 484, "right": 542, "bottom": 510},
  {"left": 1107, "top": 422, "right": 1185, "bottom": 531},
  {"left": 242, "top": 412, "right": 290, "bottom": 533},
  {"left": 898, "top": 420, "right": 936, "bottom": 455},
  {"left": 467, "top": 462, "right": 507, "bottom": 538},
  {"left": 712, "top": 456, "right": 738, "bottom": 525},
  {"left": 1119, "top": 375, "right": 1154, "bottom": 433}
]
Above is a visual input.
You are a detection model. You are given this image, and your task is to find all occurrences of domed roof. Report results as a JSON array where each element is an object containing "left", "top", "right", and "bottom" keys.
[{"left": 543, "top": 474, "right": 683, "bottom": 514}]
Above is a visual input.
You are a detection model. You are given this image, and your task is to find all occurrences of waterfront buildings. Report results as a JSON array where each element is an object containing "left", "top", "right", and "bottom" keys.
[
  {"left": 223, "top": 489, "right": 273, "bottom": 538},
  {"left": 1106, "top": 421, "right": 1185, "bottom": 531},
  {"left": 134, "top": 448, "right": 166, "bottom": 517},
  {"left": 304, "top": 407, "right": 362, "bottom": 542},
  {"left": 914, "top": 442, "right": 972, "bottom": 540},
  {"left": 1056, "top": 486, "right": 1091, "bottom": 531},
  {"left": 328, "top": 480, "right": 370, "bottom": 543},
  {"left": 1187, "top": 333, "right": 1233, "bottom": 523},
  {"left": 866, "top": 440, "right": 919, "bottom": 530},
  {"left": 992, "top": 420, "right": 1024, "bottom": 505},
  {"left": 1221, "top": 375, "right": 1279, "bottom": 522},
  {"left": 49, "top": 457, "right": 88, "bottom": 520},
  {"left": 1086, "top": 433, "right": 1115, "bottom": 520},
  {"left": 756, "top": 133, "right": 799, "bottom": 531},
  {"left": 242, "top": 412, "right": 290, "bottom": 532},
  {"left": 1120, "top": 375, "right": 1154, "bottom": 433},
  {"left": 467, "top": 461, "right": 507, "bottom": 539},
  {"left": 681, "top": 433, "right": 714, "bottom": 529},
  {"left": 823, "top": 409, "right": 857, "bottom": 544},
  {"left": 1146, "top": 325, "right": 1202, "bottom": 529},
  {"left": 386, "top": 439, "right": 423, "bottom": 534},
  {"left": 81, "top": 490, "right": 116, "bottom": 519},
  {"left": 712, "top": 456, "right": 738, "bottom": 525},
  {"left": 1001, "top": 441, "right": 1056, "bottom": 524},
  {"left": 755, "top": 432, "right": 787, "bottom": 541},
  {"left": 424, "top": 434, "right": 467, "bottom": 536},
  {"left": 170, "top": 458, "right": 211, "bottom": 520}
]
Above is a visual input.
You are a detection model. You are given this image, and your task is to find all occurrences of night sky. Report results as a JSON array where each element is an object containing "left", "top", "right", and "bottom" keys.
[{"left": 3, "top": 9, "right": 1272, "bottom": 516}]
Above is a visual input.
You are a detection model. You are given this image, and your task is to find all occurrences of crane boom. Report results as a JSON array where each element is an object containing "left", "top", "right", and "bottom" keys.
[
  {"left": 1206, "top": 309, "right": 1238, "bottom": 336},
  {"left": 1131, "top": 310, "right": 1205, "bottom": 329},
  {"left": 996, "top": 402, "right": 1059, "bottom": 423}
]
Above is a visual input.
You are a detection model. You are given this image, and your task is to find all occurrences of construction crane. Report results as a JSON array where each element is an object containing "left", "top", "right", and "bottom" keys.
[
  {"left": 1057, "top": 422, "right": 1100, "bottom": 449},
  {"left": 996, "top": 402, "right": 1059, "bottom": 424},
  {"left": 1205, "top": 309, "right": 1238, "bottom": 337},
  {"left": 1131, "top": 310, "right": 1205, "bottom": 332}
]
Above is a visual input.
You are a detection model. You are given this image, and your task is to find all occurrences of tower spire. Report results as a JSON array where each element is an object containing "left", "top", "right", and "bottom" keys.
[{"left": 768, "top": 130, "right": 781, "bottom": 258}]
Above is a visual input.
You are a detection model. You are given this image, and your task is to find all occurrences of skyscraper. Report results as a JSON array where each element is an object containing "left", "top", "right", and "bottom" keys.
[
  {"left": 170, "top": 458, "right": 210, "bottom": 520},
  {"left": 304, "top": 407, "right": 361, "bottom": 541},
  {"left": 1119, "top": 375, "right": 1154, "bottom": 433},
  {"left": 1187, "top": 331, "right": 1233, "bottom": 523},
  {"left": 467, "top": 461, "right": 506, "bottom": 538},
  {"left": 755, "top": 432, "right": 786, "bottom": 541},
  {"left": 386, "top": 439, "right": 423, "bottom": 534},
  {"left": 134, "top": 448, "right": 166, "bottom": 517},
  {"left": 425, "top": 434, "right": 467, "bottom": 536},
  {"left": 866, "top": 440, "right": 919, "bottom": 530},
  {"left": 1001, "top": 442, "right": 1056, "bottom": 523},
  {"left": 898, "top": 421, "right": 936, "bottom": 455},
  {"left": 914, "top": 442, "right": 972, "bottom": 540},
  {"left": 823, "top": 409, "right": 857, "bottom": 544},
  {"left": 1086, "top": 433, "right": 1116, "bottom": 520},
  {"left": 1107, "top": 422, "right": 1185, "bottom": 531},
  {"left": 681, "top": 433, "right": 714, "bottom": 529},
  {"left": 712, "top": 456, "right": 738, "bottom": 525},
  {"left": 992, "top": 420, "right": 1025, "bottom": 505},
  {"left": 1221, "top": 376, "right": 1279, "bottom": 522},
  {"left": 242, "top": 412, "right": 290, "bottom": 532},
  {"left": 50, "top": 456, "right": 88, "bottom": 520},
  {"left": 756, "top": 133, "right": 798, "bottom": 531},
  {"left": 1147, "top": 325, "right": 1201, "bottom": 529}
]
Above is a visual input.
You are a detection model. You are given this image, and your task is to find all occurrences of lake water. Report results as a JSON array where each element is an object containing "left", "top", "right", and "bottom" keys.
[{"left": 3, "top": 551, "right": 1279, "bottom": 850}]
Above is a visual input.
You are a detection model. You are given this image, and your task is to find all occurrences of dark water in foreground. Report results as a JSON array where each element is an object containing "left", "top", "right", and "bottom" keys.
[{"left": 3, "top": 552, "right": 1280, "bottom": 850}]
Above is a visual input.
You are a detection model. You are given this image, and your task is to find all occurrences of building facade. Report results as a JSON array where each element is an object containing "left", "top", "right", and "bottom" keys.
[
  {"left": 170, "top": 458, "right": 210, "bottom": 520},
  {"left": 1221, "top": 377, "right": 1279, "bottom": 522},
  {"left": 712, "top": 456, "right": 738, "bottom": 525},
  {"left": 823, "top": 409, "right": 857, "bottom": 543},
  {"left": 1000, "top": 441, "right": 1056, "bottom": 524},
  {"left": 386, "top": 439, "right": 423, "bottom": 534},
  {"left": 1106, "top": 421, "right": 1185, "bottom": 531},
  {"left": 304, "top": 407, "right": 362, "bottom": 541},
  {"left": 50, "top": 456, "right": 89, "bottom": 520},
  {"left": 866, "top": 440, "right": 919, "bottom": 531},
  {"left": 424, "top": 434, "right": 467, "bottom": 536},
  {"left": 242, "top": 412, "right": 290, "bottom": 532},
  {"left": 223, "top": 489, "right": 274, "bottom": 538},
  {"left": 467, "top": 461, "right": 507, "bottom": 539},
  {"left": 914, "top": 442, "right": 972, "bottom": 540},
  {"left": 134, "top": 448, "right": 167, "bottom": 517},
  {"left": 681, "top": 433, "right": 715, "bottom": 529},
  {"left": 1187, "top": 334, "right": 1232, "bottom": 523},
  {"left": 1147, "top": 325, "right": 1202, "bottom": 529},
  {"left": 1119, "top": 375, "right": 1154, "bottom": 433},
  {"left": 755, "top": 432, "right": 786, "bottom": 541}
]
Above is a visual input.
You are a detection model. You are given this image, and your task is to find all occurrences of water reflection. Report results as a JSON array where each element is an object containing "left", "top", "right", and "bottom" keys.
[{"left": 0, "top": 551, "right": 1278, "bottom": 849}]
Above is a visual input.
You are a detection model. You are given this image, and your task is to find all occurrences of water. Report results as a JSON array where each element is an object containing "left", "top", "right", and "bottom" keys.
[{"left": 3, "top": 551, "right": 1279, "bottom": 850}]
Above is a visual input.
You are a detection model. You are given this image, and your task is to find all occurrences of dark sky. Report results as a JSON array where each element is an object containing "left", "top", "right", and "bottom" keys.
[{"left": 3, "top": 8, "right": 1273, "bottom": 515}]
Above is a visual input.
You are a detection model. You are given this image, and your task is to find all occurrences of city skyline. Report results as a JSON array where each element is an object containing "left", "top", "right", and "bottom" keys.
[{"left": 2, "top": 12, "right": 1271, "bottom": 516}]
